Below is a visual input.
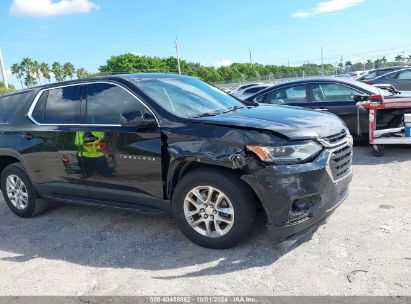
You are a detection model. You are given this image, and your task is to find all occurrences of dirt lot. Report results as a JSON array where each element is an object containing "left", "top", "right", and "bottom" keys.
[{"left": 0, "top": 146, "right": 410, "bottom": 296}]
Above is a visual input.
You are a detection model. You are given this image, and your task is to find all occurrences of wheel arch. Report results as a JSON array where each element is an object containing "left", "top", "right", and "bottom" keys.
[
  {"left": 0, "top": 149, "right": 34, "bottom": 183},
  {"left": 167, "top": 160, "right": 267, "bottom": 220}
]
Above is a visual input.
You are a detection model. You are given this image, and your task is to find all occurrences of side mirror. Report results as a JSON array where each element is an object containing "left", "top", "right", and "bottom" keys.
[
  {"left": 354, "top": 94, "right": 369, "bottom": 102},
  {"left": 120, "top": 111, "right": 157, "bottom": 128}
]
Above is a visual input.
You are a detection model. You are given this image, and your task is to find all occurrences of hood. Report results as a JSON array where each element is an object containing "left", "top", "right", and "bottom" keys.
[{"left": 194, "top": 105, "right": 346, "bottom": 140}]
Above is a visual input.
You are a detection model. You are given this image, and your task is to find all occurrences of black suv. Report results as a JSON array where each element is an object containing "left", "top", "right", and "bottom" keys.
[{"left": 0, "top": 74, "right": 353, "bottom": 249}]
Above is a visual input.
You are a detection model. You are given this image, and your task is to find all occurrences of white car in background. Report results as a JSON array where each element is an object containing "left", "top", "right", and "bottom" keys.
[
  {"left": 232, "top": 83, "right": 262, "bottom": 97},
  {"left": 235, "top": 84, "right": 270, "bottom": 100},
  {"left": 343, "top": 71, "right": 369, "bottom": 80}
]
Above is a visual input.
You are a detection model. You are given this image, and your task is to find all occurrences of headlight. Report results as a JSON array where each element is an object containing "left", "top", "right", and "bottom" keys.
[{"left": 246, "top": 141, "right": 322, "bottom": 164}]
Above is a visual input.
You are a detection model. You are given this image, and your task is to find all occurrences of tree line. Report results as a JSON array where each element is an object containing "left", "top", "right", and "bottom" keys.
[
  {"left": 98, "top": 53, "right": 411, "bottom": 84},
  {"left": 10, "top": 58, "right": 90, "bottom": 88}
]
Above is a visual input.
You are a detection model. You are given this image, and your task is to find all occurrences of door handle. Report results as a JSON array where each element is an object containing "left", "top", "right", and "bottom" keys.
[
  {"left": 23, "top": 133, "right": 34, "bottom": 140},
  {"left": 315, "top": 108, "right": 329, "bottom": 112}
]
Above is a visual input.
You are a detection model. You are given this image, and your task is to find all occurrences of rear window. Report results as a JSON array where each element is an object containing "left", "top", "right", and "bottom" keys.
[
  {"left": 0, "top": 94, "right": 22, "bottom": 124},
  {"left": 31, "top": 85, "right": 82, "bottom": 124}
]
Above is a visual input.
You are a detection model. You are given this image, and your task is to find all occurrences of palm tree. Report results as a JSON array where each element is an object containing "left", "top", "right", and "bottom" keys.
[
  {"left": 63, "top": 62, "right": 75, "bottom": 80},
  {"left": 407, "top": 55, "right": 411, "bottom": 63},
  {"left": 76, "top": 67, "right": 89, "bottom": 79},
  {"left": 11, "top": 63, "right": 24, "bottom": 88},
  {"left": 40, "top": 63, "right": 51, "bottom": 83},
  {"left": 32, "top": 61, "right": 42, "bottom": 85},
  {"left": 395, "top": 54, "right": 404, "bottom": 62},
  {"left": 345, "top": 61, "right": 352, "bottom": 71},
  {"left": 52, "top": 62, "right": 64, "bottom": 82},
  {"left": 381, "top": 56, "right": 387, "bottom": 67},
  {"left": 21, "top": 57, "right": 35, "bottom": 87}
]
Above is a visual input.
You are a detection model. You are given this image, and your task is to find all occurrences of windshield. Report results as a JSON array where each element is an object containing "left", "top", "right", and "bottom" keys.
[{"left": 132, "top": 77, "right": 245, "bottom": 117}]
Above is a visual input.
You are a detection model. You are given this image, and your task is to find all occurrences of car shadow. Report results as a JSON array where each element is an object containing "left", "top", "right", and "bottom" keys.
[
  {"left": 353, "top": 145, "right": 411, "bottom": 165},
  {"left": 0, "top": 198, "right": 318, "bottom": 279}
]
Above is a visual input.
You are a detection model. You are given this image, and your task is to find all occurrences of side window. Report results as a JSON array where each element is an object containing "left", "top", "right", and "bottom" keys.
[
  {"left": 31, "top": 91, "right": 48, "bottom": 123},
  {"left": 268, "top": 85, "right": 307, "bottom": 104},
  {"left": 86, "top": 83, "right": 147, "bottom": 125},
  {"left": 32, "top": 86, "right": 82, "bottom": 124},
  {"left": 364, "top": 71, "right": 377, "bottom": 80},
  {"left": 384, "top": 72, "right": 399, "bottom": 80},
  {"left": 254, "top": 94, "right": 266, "bottom": 103},
  {"left": 398, "top": 70, "right": 411, "bottom": 80},
  {"left": 312, "top": 83, "right": 360, "bottom": 102}
]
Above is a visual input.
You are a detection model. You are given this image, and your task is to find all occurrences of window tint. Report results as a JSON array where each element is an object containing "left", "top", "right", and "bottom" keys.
[
  {"left": 384, "top": 72, "right": 399, "bottom": 80},
  {"left": 363, "top": 71, "right": 377, "bottom": 80},
  {"left": 312, "top": 83, "right": 360, "bottom": 102},
  {"left": 0, "top": 95, "right": 18, "bottom": 123},
  {"left": 398, "top": 70, "right": 411, "bottom": 80},
  {"left": 267, "top": 85, "right": 307, "bottom": 104},
  {"left": 31, "top": 91, "right": 48, "bottom": 123},
  {"left": 86, "top": 83, "right": 146, "bottom": 125},
  {"left": 33, "top": 86, "right": 82, "bottom": 124},
  {"left": 377, "top": 69, "right": 395, "bottom": 76},
  {"left": 254, "top": 94, "right": 266, "bottom": 103}
]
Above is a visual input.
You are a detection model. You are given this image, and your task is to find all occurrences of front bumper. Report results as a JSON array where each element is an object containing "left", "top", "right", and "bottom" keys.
[{"left": 241, "top": 146, "right": 352, "bottom": 242}]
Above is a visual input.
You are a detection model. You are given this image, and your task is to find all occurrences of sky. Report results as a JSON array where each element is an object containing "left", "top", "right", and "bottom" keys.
[{"left": 1, "top": 0, "right": 411, "bottom": 87}]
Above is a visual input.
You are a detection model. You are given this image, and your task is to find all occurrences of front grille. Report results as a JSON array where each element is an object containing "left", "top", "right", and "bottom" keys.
[
  {"left": 322, "top": 130, "right": 347, "bottom": 146},
  {"left": 329, "top": 144, "right": 352, "bottom": 181}
]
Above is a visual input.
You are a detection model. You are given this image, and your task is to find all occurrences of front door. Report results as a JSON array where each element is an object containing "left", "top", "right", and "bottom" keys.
[
  {"left": 307, "top": 82, "right": 368, "bottom": 135},
  {"left": 77, "top": 82, "right": 163, "bottom": 209}
]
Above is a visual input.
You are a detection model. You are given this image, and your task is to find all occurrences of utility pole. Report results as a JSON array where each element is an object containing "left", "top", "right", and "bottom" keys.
[
  {"left": 175, "top": 38, "right": 181, "bottom": 75},
  {"left": 321, "top": 47, "right": 324, "bottom": 76},
  {"left": 0, "top": 49, "right": 8, "bottom": 88},
  {"left": 249, "top": 48, "right": 252, "bottom": 64}
]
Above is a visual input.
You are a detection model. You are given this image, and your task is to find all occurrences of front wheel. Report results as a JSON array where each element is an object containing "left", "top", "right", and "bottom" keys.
[{"left": 172, "top": 169, "right": 256, "bottom": 249}]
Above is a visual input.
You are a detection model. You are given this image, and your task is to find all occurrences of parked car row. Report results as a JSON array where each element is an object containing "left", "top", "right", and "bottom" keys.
[
  {"left": 245, "top": 77, "right": 411, "bottom": 136},
  {"left": 0, "top": 73, "right": 353, "bottom": 249}
]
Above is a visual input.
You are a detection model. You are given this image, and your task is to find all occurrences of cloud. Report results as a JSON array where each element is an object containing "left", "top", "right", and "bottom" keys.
[
  {"left": 214, "top": 59, "right": 233, "bottom": 67},
  {"left": 9, "top": 0, "right": 100, "bottom": 17},
  {"left": 292, "top": 0, "right": 364, "bottom": 18}
]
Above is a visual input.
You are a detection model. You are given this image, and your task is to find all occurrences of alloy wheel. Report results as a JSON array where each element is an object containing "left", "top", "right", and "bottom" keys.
[
  {"left": 183, "top": 186, "right": 234, "bottom": 237},
  {"left": 5, "top": 174, "right": 29, "bottom": 210}
]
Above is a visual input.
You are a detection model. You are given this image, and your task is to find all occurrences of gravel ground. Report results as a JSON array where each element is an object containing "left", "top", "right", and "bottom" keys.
[{"left": 0, "top": 146, "right": 410, "bottom": 296}]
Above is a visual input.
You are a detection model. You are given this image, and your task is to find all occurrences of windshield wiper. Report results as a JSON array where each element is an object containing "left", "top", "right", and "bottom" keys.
[
  {"left": 191, "top": 110, "right": 223, "bottom": 118},
  {"left": 221, "top": 105, "right": 245, "bottom": 114}
]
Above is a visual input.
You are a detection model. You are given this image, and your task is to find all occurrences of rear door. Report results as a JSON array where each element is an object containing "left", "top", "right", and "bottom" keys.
[
  {"left": 28, "top": 84, "right": 88, "bottom": 197},
  {"left": 393, "top": 70, "right": 411, "bottom": 90},
  {"left": 307, "top": 82, "right": 368, "bottom": 134}
]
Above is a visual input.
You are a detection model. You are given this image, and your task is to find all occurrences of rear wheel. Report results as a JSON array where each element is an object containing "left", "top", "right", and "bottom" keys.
[
  {"left": 1, "top": 163, "right": 48, "bottom": 218},
  {"left": 172, "top": 169, "right": 256, "bottom": 249}
]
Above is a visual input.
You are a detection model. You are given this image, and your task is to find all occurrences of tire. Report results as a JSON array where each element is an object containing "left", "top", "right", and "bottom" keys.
[
  {"left": 1, "top": 163, "right": 48, "bottom": 218},
  {"left": 371, "top": 145, "right": 385, "bottom": 157},
  {"left": 172, "top": 168, "right": 256, "bottom": 249}
]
